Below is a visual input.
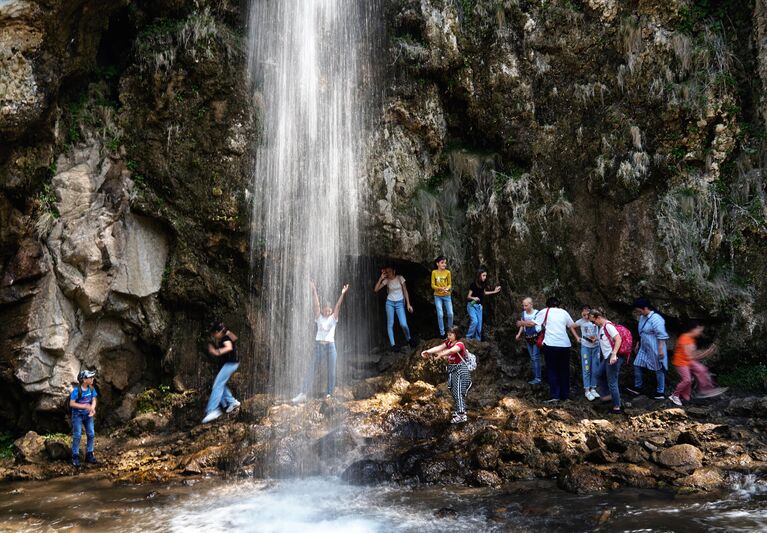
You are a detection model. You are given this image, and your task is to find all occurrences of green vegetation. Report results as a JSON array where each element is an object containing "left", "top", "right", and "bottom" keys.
[
  {"left": 136, "top": 385, "right": 182, "bottom": 414},
  {"left": 719, "top": 363, "right": 767, "bottom": 392},
  {"left": 36, "top": 182, "right": 60, "bottom": 219},
  {"left": 0, "top": 433, "right": 14, "bottom": 460},
  {"left": 677, "top": 0, "right": 747, "bottom": 34}
]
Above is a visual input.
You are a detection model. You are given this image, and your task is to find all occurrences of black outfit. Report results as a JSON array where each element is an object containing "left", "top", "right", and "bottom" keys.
[
  {"left": 468, "top": 282, "right": 485, "bottom": 304},
  {"left": 219, "top": 334, "right": 239, "bottom": 363}
]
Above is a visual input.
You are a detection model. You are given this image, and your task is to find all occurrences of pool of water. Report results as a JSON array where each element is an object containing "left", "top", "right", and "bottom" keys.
[{"left": 1, "top": 475, "right": 765, "bottom": 532}]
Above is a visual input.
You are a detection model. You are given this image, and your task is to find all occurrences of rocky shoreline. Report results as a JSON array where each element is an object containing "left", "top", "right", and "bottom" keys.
[{"left": 3, "top": 341, "right": 765, "bottom": 495}]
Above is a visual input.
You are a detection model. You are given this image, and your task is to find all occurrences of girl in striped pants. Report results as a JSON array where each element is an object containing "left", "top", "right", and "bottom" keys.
[{"left": 421, "top": 326, "right": 472, "bottom": 424}]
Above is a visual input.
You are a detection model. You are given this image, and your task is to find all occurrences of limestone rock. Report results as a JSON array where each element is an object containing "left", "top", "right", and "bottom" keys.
[
  {"left": 657, "top": 444, "right": 704, "bottom": 469},
  {"left": 112, "top": 214, "right": 169, "bottom": 298},
  {"left": 675, "top": 467, "right": 724, "bottom": 490},
  {"left": 13, "top": 431, "right": 46, "bottom": 464},
  {"left": 44, "top": 439, "right": 70, "bottom": 461}
]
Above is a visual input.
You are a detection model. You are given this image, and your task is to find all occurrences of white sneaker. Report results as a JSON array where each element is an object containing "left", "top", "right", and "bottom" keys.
[
  {"left": 226, "top": 400, "right": 241, "bottom": 413},
  {"left": 588, "top": 390, "right": 599, "bottom": 401},
  {"left": 669, "top": 394, "right": 683, "bottom": 406},
  {"left": 697, "top": 387, "right": 728, "bottom": 399},
  {"left": 201, "top": 408, "right": 223, "bottom": 424},
  {"left": 291, "top": 392, "right": 307, "bottom": 404}
]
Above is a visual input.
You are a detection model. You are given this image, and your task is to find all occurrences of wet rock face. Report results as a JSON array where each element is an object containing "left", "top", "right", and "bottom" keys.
[
  {"left": 0, "top": 2, "right": 254, "bottom": 430},
  {"left": 369, "top": 0, "right": 767, "bottom": 357}
]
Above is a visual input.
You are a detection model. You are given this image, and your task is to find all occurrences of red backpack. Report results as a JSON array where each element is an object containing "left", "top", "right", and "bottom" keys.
[{"left": 605, "top": 322, "right": 633, "bottom": 361}]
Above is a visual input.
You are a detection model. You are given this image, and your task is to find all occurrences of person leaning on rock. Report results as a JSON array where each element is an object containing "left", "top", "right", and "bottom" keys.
[{"left": 202, "top": 322, "right": 241, "bottom": 423}]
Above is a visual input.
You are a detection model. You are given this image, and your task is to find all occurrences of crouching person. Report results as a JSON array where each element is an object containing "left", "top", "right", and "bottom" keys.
[
  {"left": 70, "top": 369, "right": 98, "bottom": 467},
  {"left": 421, "top": 326, "right": 471, "bottom": 424}
]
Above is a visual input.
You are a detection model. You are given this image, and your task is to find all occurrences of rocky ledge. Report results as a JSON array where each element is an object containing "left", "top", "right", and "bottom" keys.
[{"left": 2, "top": 341, "right": 766, "bottom": 495}]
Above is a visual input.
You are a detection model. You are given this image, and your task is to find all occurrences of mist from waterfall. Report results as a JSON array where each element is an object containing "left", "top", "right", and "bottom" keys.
[{"left": 246, "top": 0, "right": 379, "bottom": 415}]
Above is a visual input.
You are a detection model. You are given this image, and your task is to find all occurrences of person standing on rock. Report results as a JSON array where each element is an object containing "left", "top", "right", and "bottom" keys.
[
  {"left": 515, "top": 297, "right": 543, "bottom": 385},
  {"left": 69, "top": 369, "right": 98, "bottom": 468},
  {"left": 202, "top": 323, "right": 241, "bottom": 423},
  {"left": 576, "top": 305, "right": 601, "bottom": 401},
  {"left": 374, "top": 265, "right": 416, "bottom": 352},
  {"left": 627, "top": 298, "right": 669, "bottom": 400},
  {"left": 588, "top": 309, "right": 624, "bottom": 415},
  {"left": 519, "top": 297, "right": 580, "bottom": 403},
  {"left": 292, "top": 281, "right": 349, "bottom": 403},
  {"left": 421, "top": 326, "right": 471, "bottom": 424},
  {"left": 466, "top": 268, "right": 501, "bottom": 341},
  {"left": 431, "top": 256, "right": 453, "bottom": 338},
  {"left": 669, "top": 321, "right": 727, "bottom": 406}
]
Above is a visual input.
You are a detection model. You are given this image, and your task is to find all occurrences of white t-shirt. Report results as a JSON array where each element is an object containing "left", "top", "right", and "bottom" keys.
[
  {"left": 598, "top": 322, "right": 620, "bottom": 358},
  {"left": 381, "top": 275, "right": 406, "bottom": 302},
  {"left": 534, "top": 307, "right": 575, "bottom": 347},
  {"left": 315, "top": 315, "right": 338, "bottom": 342}
]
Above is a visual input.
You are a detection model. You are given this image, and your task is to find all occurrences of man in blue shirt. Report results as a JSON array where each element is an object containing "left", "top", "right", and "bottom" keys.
[{"left": 70, "top": 369, "right": 98, "bottom": 467}]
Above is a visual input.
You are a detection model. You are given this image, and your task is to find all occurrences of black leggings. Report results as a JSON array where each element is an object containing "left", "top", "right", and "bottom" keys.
[{"left": 544, "top": 345, "right": 571, "bottom": 400}]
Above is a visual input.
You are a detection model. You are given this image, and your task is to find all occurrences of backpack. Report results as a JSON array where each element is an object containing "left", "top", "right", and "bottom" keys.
[
  {"left": 458, "top": 349, "right": 477, "bottom": 371},
  {"left": 64, "top": 385, "right": 92, "bottom": 426},
  {"left": 605, "top": 322, "right": 633, "bottom": 361}
]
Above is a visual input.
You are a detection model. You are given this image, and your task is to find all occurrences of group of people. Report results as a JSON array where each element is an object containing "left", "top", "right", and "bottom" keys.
[
  {"left": 511, "top": 296, "right": 726, "bottom": 414},
  {"left": 67, "top": 268, "right": 728, "bottom": 466},
  {"left": 375, "top": 257, "right": 501, "bottom": 350}
]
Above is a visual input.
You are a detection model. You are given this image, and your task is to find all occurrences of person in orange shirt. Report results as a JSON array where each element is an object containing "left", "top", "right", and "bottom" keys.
[{"left": 669, "top": 321, "right": 727, "bottom": 406}]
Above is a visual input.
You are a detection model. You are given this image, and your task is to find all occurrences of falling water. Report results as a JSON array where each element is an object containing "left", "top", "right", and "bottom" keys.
[{"left": 246, "top": 2, "right": 378, "bottom": 406}]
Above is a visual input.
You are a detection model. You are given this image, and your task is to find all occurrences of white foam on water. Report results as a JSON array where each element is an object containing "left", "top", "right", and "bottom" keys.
[{"left": 162, "top": 478, "right": 491, "bottom": 533}]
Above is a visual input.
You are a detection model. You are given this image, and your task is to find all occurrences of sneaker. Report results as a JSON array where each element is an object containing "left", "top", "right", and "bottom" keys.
[
  {"left": 85, "top": 452, "right": 99, "bottom": 464},
  {"left": 669, "top": 394, "right": 683, "bottom": 406},
  {"left": 543, "top": 398, "right": 559, "bottom": 404},
  {"left": 201, "top": 408, "right": 223, "bottom": 423},
  {"left": 652, "top": 394, "right": 666, "bottom": 400},
  {"left": 697, "top": 387, "right": 728, "bottom": 399},
  {"left": 528, "top": 379, "right": 542, "bottom": 385},
  {"left": 226, "top": 400, "right": 241, "bottom": 413},
  {"left": 626, "top": 387, "right": 641, "bottom": 397},
  {"left": 325, "top": 394, "right": 332, "bottom": 400},
  {"left": 450, "top": 412, "right": 467, "bottom": 424},
  {"left": 587, "top": 390, "right": 599, "bottom": 401},
  {"left": 291, "top": 392, "right": 307, "bottom": 404},
  {"left": 72, "top": 455, "right": 81, "bottom": 468}
]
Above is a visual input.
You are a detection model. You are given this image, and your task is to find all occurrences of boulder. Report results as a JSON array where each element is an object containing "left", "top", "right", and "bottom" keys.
[
  {"left": 129, "top": 412, "right": 169, "bottom": 435},
  {"left": 675, "top": 467, "right": 724, "bottom": 490},
  {"left": 469, "top": 469, "right": 502, "bottom": 487},
  {"left": 13, "top": 431, "right": 46, "bottom": 464},
  {"left": 341, "top": 460, "right": 397, "bottom": 485},
  {"left": 44, "top": 439, "right": 70, "bottom": 461},
  {"left": 656, "top": 444, "right": 703, "bottom": 469},
  {"left": 558, "top": 464, "right": 609, "bottom": 493}
]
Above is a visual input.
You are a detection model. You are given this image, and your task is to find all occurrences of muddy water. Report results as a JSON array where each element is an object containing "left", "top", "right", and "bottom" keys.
[{"left": 1, "top": 475, "right": 765, "bottom": 532}]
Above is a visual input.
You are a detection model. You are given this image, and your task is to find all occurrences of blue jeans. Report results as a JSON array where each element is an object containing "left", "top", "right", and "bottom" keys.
[
  {"left": 466, "top": 303, "right": 483, "bottom": 340},
  {"left": 205, "top": 361, "right": 239, "bottom": 414},
  {"left": 598, "top": 357, "right": 623, "bottom": 409},
  {"left": 301, "top": 341, "right": 337, "bottom": 395},
  {"left": 526, "top": 341, "right": 542, "bottom": 381},
  {"left": 71, "top": 410, "right": 95, "bottom": 456},
  {"left": 580, "top": 345, "right": 601, "bottom": 389},
  {"left": 385, "top": 299, "right": 411, "bottom": 346},
  {"left": 434, "top": 295, "right": 454, "bottom": 335},
  {"left": 634, "top": 364, "right": 665, "bottom": 395}
]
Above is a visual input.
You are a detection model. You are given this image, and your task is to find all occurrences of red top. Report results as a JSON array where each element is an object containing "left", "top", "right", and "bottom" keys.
[{"left": 445, "top": 340, "right": 466, "bottom": 365}]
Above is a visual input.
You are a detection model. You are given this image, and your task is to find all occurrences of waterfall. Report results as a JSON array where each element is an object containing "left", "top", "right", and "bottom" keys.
[{"left": 246, "top": 1, "right": 378, "bottom": 414}]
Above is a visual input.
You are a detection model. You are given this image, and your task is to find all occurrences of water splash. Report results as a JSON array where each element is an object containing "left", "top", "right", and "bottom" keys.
[{"left": 245, "top": 0, "right": 379, "bottom": 454}]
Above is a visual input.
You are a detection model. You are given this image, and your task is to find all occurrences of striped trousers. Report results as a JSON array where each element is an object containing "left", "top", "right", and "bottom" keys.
[{"left": 447, "top": 363, "right": 472, "bottom": 414}]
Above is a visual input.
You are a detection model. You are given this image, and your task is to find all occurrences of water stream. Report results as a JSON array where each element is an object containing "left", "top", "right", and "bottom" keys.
[{"left": 1, "top": 475, "right": 766, "bottom": 532}]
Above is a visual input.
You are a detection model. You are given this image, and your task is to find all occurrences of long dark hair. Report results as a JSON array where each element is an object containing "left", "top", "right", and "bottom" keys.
[{"left": 475, "top": 268, "right": 487, "bottom": 288}]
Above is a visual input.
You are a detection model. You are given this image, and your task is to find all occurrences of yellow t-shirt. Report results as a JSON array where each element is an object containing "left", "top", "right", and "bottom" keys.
[{"left": 431, "top": 269, "right": 452, "bottom": 296}]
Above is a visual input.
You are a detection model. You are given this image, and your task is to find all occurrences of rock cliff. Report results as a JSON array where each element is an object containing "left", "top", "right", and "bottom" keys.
[{"left": 0, "top": 0, "right": 765, "bottom": 435}]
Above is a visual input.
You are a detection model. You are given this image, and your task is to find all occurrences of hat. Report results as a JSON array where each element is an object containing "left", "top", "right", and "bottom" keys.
[{"left": 77, "top": 369, "right": 96, "bottom": 382}]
